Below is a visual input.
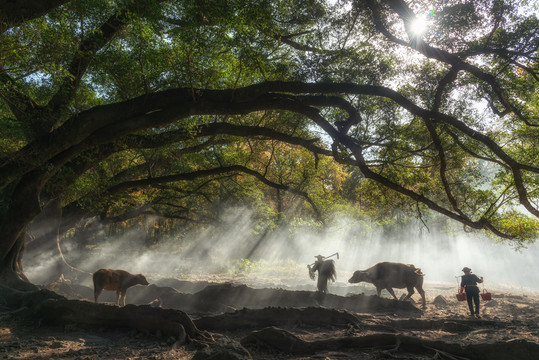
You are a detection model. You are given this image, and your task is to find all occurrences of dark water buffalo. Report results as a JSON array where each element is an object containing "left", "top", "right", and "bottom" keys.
[{"left": 348, "top": 262, "right": 426, "bottom": 306}]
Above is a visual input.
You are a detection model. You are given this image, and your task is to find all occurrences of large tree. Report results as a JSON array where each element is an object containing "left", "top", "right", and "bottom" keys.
[{"left": 0, "top": 0, "right": 538, "bottom": 288}]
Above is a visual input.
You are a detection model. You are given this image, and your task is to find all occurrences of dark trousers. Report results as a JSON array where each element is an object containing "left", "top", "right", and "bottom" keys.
[{"left": 465, "top": 287, "right": 480, "bottom": 314}]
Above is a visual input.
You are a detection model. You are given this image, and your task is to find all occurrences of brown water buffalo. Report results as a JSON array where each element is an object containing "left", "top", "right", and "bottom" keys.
[
  {"left": 93, "top": 268, "right": 149, "bottom": 306},
  {"left": 348, "top": 262, "right": 426, "bottom": 306}
]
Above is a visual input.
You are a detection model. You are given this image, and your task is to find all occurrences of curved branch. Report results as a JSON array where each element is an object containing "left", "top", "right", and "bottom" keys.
[
  {"left": 43, "top": 2, "right": 161, "bottom": 133},
  {"left": 43, "top": 143, "right": 123, "bottom": 198},
  {"left": 271, "top": 31, "right": 325, "bottom": 53},
  {"left": 294, "top": 95, "right": 363, "bottom": 135},
  {"left": 271, "top": 96, "right": 504, "bottom": 235},
  {"left": 0, "top": 0, "right": 68, "bottom": 31},
  {"left": 0, "top": 74, "right": 40, "bottom": 133},
  {"left": 272, "top": 96, "right": 533, "bottom": 238},
  {"left": 423, "top": 119, "right": 466, "bottom": 218},
  {"left": 254, "top": 82, "right": 539, "bottom": 218},
  {"left": 369, "top": 0, "right": 538, "bottom": 127},
  {"left": 2, "top": 81, "right": 537, "bottom": 224},
  {"left": 45, "top": 121, "right": 336, "bottom": 203},
  {"left": 444, "top": 128, "right": 509, "bottom": 170},
  {"left": 122, "top": 122, "right": 331, "bottom": 156},
  {"left": 106, "top": 165, "right": 323, "bottom": 222},
  {"left": 433, "top": 67, "right": 458, "bottom": 112}
]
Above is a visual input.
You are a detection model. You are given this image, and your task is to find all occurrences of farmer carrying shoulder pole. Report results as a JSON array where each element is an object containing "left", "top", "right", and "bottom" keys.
[
  {"left": 307, "top": 253, "right": 338, "bottom": 293},
  {"left": 459, "top": 266, "right": 484, "bottom": 318}
]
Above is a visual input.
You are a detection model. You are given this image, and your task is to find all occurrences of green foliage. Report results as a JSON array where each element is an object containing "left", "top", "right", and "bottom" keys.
[
  {"left": 0, "top": 0, "right": 537, "bottom": 249},
  {"left": 489, "top": 211, "right": 539, "bottom": 243},
  {"left": 0, "top": 115, "right": 26, "bottom": 152},
  {"left": 232, "top": 258, "right": 256, "bottom": 274}
]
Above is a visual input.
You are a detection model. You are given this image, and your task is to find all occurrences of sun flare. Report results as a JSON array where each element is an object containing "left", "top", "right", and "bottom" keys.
[{"left": 410, "top": 16, "right": 427, "bottom": 36}]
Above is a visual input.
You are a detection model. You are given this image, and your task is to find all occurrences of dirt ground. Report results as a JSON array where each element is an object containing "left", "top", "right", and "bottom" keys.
[{"left": 1, "top": 276, "right": 538, "bottom": 360}]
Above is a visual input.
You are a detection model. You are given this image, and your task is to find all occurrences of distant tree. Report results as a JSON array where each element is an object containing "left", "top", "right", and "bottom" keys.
[{"left": 1, "top": 0, "right": 538, "bottom": 287}]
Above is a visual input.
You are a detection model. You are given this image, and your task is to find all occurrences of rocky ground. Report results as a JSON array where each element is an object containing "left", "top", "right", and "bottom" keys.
[{"left": 1, "top": 274, "right": 538, "bottom": 360}]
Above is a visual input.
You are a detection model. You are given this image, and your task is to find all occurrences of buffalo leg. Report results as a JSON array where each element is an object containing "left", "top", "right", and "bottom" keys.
[
  {"left": 416, "top": 286, "right": 426, "bottom": 306},
  {"left": 403, "top": 286, "right": 415, "bottom": 301},
  {"left": 115, "top": 291, "right": 121, "bottom": 305},
  {"left": 386, "top": 287, "right": 398, "bottom": 300},
  {"left": 120, "top": 290, "right": 127, "bottom": 306},
  {"left": 94, "top": 288, "right": 103, "bottom": 303},
  {"left": 376, "top": 287, "right": 383, "bottom": 297}
]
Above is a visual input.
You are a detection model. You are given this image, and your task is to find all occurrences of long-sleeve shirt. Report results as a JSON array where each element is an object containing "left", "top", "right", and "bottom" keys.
[{"left": 461, "top": 274, "right": 482, "bottom": 287}]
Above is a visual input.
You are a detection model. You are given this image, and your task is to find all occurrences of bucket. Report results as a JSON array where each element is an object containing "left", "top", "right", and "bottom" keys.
[
  {"left": 480, "top": 290, "right": 491, "bottom": 301},
  {"left": 456, "top": 292, "right": 467, "bottom": 301}
]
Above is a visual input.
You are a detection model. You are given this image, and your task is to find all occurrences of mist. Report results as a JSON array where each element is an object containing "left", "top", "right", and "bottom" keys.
[{"left": 23, "top": 207, "right": 539, "bottom": 294}]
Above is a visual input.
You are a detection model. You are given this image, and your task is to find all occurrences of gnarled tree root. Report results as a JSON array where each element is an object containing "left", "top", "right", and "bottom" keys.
[
  {"left": 240, "top": 327, "right": 539, "bottom": 360},
  {"left": 33, "top": 298, "right": 198, "bottom": 341},
  {"left": 189, "top": 284, "right": 422, "bottom": 314},
  {"left": 194, "top": 306, "right": 361, "bottom": 331},
  {"left": 41, "top": 282, "right": 422, "bottom": 315}
]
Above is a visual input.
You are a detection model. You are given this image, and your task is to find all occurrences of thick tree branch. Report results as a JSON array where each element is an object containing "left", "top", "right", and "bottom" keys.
[
  {"left": 272, "top": 32, "right": 326, "bottom": 53},
  {"left": 43, "top": 2, "right": 162, "bottom": 134},
  {"left": 433, "top": 67, "right": 458, "bottom": 112},
  {"left": 277, "top": 96, "right": 534, "bottom": 238},
  {"left": 444, "top": 128, "right": 509, "bottom": 170},
  {"left": 0, "top": 74, "right": 40, "bottom": 132},
  {"left": 423, "top": 119, "right": 466, "bottom": 218},
  {"left": 43, "top": 143, "right": 124, "bottom": 199},
  {"left": 106, "top": 165, "right": 323, "bottom": 222},
  {"left": 122, "top": 122, "right": 330, "bottom": 156},
  {"left": 2, "top": 81, "right": 537, "bottom": 226},
  {"left": 0, "top": 0, "right": 68, "bottom": 32},
  {"left": 46, "top": 122, "right": 334, "bottom": 205},
  {"left": 99, "top": 204, "right": 158, "bottom": 224},
  {"left": 274, "top": 96, "right": 508, "bottom": 235}
]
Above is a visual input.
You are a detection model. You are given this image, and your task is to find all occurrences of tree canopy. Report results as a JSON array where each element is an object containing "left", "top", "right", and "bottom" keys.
[{"left": 0, "top": 0, "right": 538, "bottom": 285}]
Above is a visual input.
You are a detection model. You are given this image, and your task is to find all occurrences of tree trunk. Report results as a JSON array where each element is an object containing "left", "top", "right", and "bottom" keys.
[
  {"left": 0, "top": 172, "right": 46, "bottom": 290},
  {"left": 0, "top": 232, "right": 37, "bottom": 291}
]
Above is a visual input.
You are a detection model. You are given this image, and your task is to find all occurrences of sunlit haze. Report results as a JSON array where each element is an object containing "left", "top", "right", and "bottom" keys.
[{"left": 24, "top": 208, "right": 539, "bottom": 295}]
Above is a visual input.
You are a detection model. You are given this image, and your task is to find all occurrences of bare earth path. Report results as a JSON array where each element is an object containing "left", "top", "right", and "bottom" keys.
[{"left": 1, "top": 278, "right": 538, "bottom": 359}]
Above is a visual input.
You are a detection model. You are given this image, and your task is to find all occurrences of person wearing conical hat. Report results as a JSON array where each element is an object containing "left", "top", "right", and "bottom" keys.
[
  {"left": 459, "top": 267, "right": 484, "bottom": 318},
  {"left": 308, "top": 255, "right": 337, "bottom": 293},
  {"left": 309, "top": 255, "right": 325, "bottom": 280}
]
